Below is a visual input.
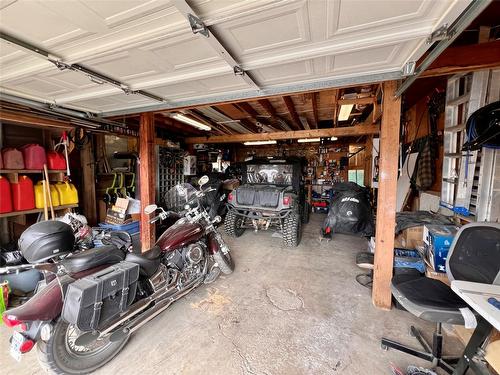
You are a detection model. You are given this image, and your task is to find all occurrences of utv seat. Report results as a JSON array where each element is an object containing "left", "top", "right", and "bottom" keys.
[
  {"left": 62, "top": 245, "right": 125, "bottom": 274},
  {"left": 125, "top": 246, "right": 162, "bottom": 277}
]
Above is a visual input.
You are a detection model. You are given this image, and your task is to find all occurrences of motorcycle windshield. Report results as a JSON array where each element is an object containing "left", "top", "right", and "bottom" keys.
[{"left": 164, "top": 183, "right": 199, "bottom": 212}]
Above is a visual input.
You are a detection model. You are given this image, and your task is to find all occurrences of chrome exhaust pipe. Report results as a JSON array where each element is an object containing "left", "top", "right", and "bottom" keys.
[
  {"left": 108, "top": 277, "right": 204, "bottom": 342},
  {"left": 99, "top": 270, "right": 180, "bottom": 336}
]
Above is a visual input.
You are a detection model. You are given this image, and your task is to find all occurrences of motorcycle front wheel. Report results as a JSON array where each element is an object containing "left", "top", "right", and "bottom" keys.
[
  {"left": 37, "top": 319, "right": 128, "bottom": 374},
  {"left": 213, "top": 250, "right": 234, "bottom": 275}
]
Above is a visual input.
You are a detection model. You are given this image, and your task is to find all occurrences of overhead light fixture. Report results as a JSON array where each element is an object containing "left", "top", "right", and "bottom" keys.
[
  {"left": 338, "top": 104, "right": 354, "bottom": 121},
  {"left": 171, "top": 113, "right": 211, "bottom": 131},
  {"left": 243, "top": 140, "right": 277, "bottom": 146},
  {"left": 330, "top": 137, "right": 338, "bottom": 141},
  {"left": 297, "top": 138, "right": 321, "bottom": 143}
]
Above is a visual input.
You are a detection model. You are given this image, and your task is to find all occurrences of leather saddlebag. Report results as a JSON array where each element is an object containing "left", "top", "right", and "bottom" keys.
[{"left": 62, "top": 261, "right": 139, "bottom": 332}]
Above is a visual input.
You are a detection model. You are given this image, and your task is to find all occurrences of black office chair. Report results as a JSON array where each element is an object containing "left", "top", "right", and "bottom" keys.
[{"left": 381, "top": 223, "right": 500, "bottom": 374}]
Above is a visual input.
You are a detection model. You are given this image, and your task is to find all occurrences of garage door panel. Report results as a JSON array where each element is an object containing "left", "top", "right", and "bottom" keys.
[
  {"left": 3, "top": 77, "right": 70, "bottom": 97},
  {"left": 148, "top": 81, "right": 200, "bottom": 99},
  {"left": 252, "top": 60, "right": 315, "bottom": 86},
  {"left": 146, "top": 36, "right": 221, "bottom": 70},
  {"left": 329, "top": 44, "right": 401, "bottom": 74},
  {"left": 212, "top": 1, "right": 311, "bottom": 57}
]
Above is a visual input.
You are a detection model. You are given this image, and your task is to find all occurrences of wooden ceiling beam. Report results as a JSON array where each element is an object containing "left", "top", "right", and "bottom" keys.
[
  {"left": 257, "top": 99, "right": 292, "bottom": 131},
  {"left": 214, "top": 104, "right": 259, "bottom": 133},
  {"left": 311, "top": 92, "right": 319, "bottom": 129},
  {"left": 283, "top": 96, "right": 301, "bottom": 130},
  {"left": 236, "top": 102, "right": 260, "bottom": 118},
  {"left": 185, "top": 109, "right": 227, "bottom": 135},
  {"left": 185, "top": 123, "right": 379, "bottom": 144},
  {"left": 0, "top": 110, "right": 72, "bottom": 129},
  {"left": 337, "top": 97, "right": 375, "bottom": 106},
  {"left": 420, "top": 40, "right": 500, "bottom": 78}
]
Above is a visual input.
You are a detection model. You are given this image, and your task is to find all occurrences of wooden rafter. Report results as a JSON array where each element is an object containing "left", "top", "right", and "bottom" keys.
[
  {"left": 311, "top": 92, "right": 319, "bottom": 129},
  {"left": 215, "top": 104, "right": 259, "bottom": 133},
  {"left": 283, "top": 96, "right": 301, "bottom": 130},
  {"left": 420, "top": 40, "right": 500, "bottom": 78},
  {"left": 185, "top": 109, "right": 227, "bottom": 135},
  {"left": 257, "top": 99, "right": 291, "bottom": 130},
  {"left": 185, "top": 123, "right": 379, "bottom": 144}
]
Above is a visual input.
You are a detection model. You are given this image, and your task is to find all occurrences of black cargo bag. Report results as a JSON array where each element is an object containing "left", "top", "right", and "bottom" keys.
[
  {"left": 62, "top": 261, "right": 139, "bottom": 332},
  {"left": 322, "top": 182, "right": 374, "bottom": 237}
]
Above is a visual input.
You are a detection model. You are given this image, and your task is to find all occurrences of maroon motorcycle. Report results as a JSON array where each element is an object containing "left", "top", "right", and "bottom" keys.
[{"left": 2, "top": 176, "right": 234, "bottom": 374}]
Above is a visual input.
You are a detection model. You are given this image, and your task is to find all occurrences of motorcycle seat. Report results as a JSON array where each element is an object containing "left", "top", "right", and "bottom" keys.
[
  {"left": 125, "top": 246, "right": 161, "bottom": 277},
  {"left": 62, "top": 245, "right": 125, "bottom": 274}
]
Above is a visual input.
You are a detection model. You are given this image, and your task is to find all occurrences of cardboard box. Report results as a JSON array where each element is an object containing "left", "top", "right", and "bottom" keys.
[
  {"left": 425, "top": 262, "right": 450, "bottom": 285},
  {"left": 105, "top": 197, "right": 131, "bottom": 225},
  {"left": 423, "top": 224, "right": 459, "bottom": 273},
  {"left": 394, "top": 226, "right": 424, "bottom": 250}
]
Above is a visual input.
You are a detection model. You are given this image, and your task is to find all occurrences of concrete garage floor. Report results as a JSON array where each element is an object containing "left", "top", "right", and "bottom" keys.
[{"left": 1, "top": 213, "right": 464, "bottom": 375}]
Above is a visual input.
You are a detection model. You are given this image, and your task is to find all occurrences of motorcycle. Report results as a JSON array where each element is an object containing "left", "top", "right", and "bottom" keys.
[{"left": 2, "top": 176, "right": 234, "bottom": 374}]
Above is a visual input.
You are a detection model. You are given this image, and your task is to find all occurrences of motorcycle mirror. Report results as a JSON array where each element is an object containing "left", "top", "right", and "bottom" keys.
[
  {"left": 144, "top": 204, "right": 158, "bottom": 214},
  {"left": 198, "top": 175, "right": 209, "bottom": 187}
]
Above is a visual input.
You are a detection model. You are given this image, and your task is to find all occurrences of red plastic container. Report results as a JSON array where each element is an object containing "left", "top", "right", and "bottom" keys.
[
  {"left": 11, "top": 175, "right": 35, "bottom": 211},
  {"left": 47, "top": 151, "right": 67, "bottom": 170},
  {"left": 21, "top": 144, "right": 47, "bottom": 170},
  {"left": 1, "top": 148, "right": 24, "bottom": 169},
  {"left": 0, "top": 176, "right": 13, "bottom": 213}
]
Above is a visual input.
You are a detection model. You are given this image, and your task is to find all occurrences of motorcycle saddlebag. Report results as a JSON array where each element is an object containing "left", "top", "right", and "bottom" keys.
[{"left": 62, "top": 261, "right": 139, "bottom": 332}]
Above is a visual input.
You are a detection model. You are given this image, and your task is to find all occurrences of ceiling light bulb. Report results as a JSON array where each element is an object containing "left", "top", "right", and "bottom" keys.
[
  {"left": 243, "top": 140, "right": 277, "bottom": 146},
  {"left": 330, "top": 137, "right": 338, "bottom": 141},
  {"left": 297, "top": 138, "right": 321, "bottom": 143},
  {"left": 171, "top": 113, "right": 211, "bottom": 131}
]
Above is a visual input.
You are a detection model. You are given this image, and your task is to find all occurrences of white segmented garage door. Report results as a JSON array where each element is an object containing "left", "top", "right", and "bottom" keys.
[{"left": 0, "top": 0, "right": 472, "bottom": 115}]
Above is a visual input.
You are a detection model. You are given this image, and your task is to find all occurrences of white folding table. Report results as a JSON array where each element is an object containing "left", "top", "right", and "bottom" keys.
[{"left": 451, "top": 280, "right": 500, "bottom": 375}]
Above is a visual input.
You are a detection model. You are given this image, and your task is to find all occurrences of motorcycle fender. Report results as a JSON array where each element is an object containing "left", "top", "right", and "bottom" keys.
[
  {"left": 207, "top": 233, "right": 220, "bottom": 255},
  {"left": 3, "top": 265, "right": 109, "bottom": 324},
  {"left": 4, "top": 278, "right": 63, "bottom": 323}
]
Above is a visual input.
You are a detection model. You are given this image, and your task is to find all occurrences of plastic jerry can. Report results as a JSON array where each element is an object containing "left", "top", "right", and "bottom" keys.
[
  {"left": 1, "top": 148, "right": 24, "bottom": 169},
  {"left": 11, "top": 175, "right": 35, "bottom": 211},
  {"left": 54, "top": 181, "right": 78, "bottom": 205},
  {"left": 0, "top": 176, "right": 13, "bottom": 213},
  {"left": 21, "top": 144, "right": 47, "bottom": 170},
  {"left": 46, "top": 151, "right": 67, "bottom": 170},
  {"left": 34, "top": 181, "right": 61, "bottom": 208}
]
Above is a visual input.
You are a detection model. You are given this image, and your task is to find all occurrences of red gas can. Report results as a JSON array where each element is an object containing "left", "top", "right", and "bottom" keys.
[
  {"left": 0, "top": 176, "right": 13, "bottom": 213},
  {"left": 21, "top": 144, "right": 47, "bottom": 170},
  {"left": 1, "top": 148, "right": 24, "bottom": 169},
  {"left": 12, "top": 175, "right": 35, "bottom": 211},
  {"left": 47, "top": 151, "right": 67, "bottom": 170}
]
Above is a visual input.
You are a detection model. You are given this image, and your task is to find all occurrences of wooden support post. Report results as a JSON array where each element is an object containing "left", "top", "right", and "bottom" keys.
[
  {"left": 139, "top": 112, "right": 156, "bottom": 252},
  {"left": 372, "top": 80, "right": 401, "bottom": 310},
  {"left": 80, "top": 136, "right": 97, "bottom": 225},
  {"left": 364, "top": 135, "right": 373, "bottom": 187}
]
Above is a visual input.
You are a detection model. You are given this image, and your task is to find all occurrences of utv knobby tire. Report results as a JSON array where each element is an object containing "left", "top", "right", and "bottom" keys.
[
  {"left": 301, "top": 202, "right": 310, "bottom": 224},
  {"left": 213, "top": 250, "right": 235, "bottom": 275},
  {"left": 224, "top": 210, "right": 245, "bottom": 237},
  {"left": 37, "top": 319, "right": 128, "bottom": 375},
  {"left": 283, "top": 212, "right": 302, "bottom": 247}
]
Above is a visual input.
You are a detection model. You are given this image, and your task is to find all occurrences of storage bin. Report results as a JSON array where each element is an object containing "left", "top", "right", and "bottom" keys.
[
  {"left": 47, "top": 151, "right": 66, "bottom": 170},
  {"left": 98, "top": 221, "right": 139, "bottom": 235},
  {"left": 0, "top": 176, "right": 13, "bottom": 213},
  {"left": 21, "top": 144, "right": 47, "bottom": 170},
  {"left": 12, "top": 175, "right": 35, "bottom": 211},
  {"left": 1, "top": 148, "right": 24, "bottom": 169},
  {"left": 54, "top": 181, "right": 78, "bottom": 205},
  {"left": 34, "top": 181, "right": 61, "bottom": 208}
]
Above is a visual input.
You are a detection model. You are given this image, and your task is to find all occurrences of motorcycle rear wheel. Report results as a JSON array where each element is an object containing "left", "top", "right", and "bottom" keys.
[{"left": 37, "top": 319, "right": 128, "bottom": 374}]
